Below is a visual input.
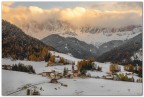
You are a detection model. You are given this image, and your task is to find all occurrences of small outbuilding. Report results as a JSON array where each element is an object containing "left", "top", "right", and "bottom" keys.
[
  {"left": 41, "top": 72, "right": 52, "bottom": 77},
  {"left": 73, "top": 70, "right": 79, "bottom": 77}
]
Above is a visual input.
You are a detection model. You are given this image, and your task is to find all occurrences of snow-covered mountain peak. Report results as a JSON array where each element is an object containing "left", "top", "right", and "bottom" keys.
[{"left": 17, "top": 19, "right": 142, "bottom": 47}]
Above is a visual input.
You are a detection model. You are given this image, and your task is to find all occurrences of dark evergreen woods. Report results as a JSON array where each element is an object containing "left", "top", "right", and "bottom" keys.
[{"left": 12, "top": 63, "right": 35, "bottom": 74}]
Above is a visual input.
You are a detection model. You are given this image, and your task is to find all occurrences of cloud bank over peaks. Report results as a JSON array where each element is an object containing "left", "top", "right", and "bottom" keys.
[{"left": 2, "top": 2, "right": 142, "bottom": 28}]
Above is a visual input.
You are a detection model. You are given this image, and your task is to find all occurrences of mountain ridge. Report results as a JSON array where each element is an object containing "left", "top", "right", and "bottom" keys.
[
  {"left": 42, "top": 34, "right": 98, "bottom": 59},
  {"left": 97, "top": 33, "right": 142, "bottom": 64},
  {"left": 42, "top": 33, "right": 142, "bottom": 62},
  {"left": 15, "top": 19, "right": 142, "bottom": 47}
]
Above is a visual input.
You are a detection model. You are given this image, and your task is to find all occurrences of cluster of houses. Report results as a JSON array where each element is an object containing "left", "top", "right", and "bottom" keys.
[
  {"left": 39, "top": 65, "right": 79, "bottom": 80},
  {"left": 2, "top": 62, "right": 142, "bottom": 83},
  {"left": 65, "top": 70, "right": 79, "bottom": 78},
  {"left": 39, "top": 70, "right": 63, "bottom": 79},
  {"left": 98, "top": 63, "right": 141, "bottom": 82},
  {"left": 102, "top": 64, "right": 142, "bottom": 83}
]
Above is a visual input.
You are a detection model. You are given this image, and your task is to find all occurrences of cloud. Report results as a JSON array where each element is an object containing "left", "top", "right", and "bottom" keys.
[
  {"left": 2, "top": 2, "right": 14, "bottom": 6},
  {"left": 29, "top": 6, "right": 44, "bottom": 14},
  {"left": 2, "top": 2, "right": 142, "bottom": 28}
]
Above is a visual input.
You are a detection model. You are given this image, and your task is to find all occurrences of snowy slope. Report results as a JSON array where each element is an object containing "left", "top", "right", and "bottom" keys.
[
  {"left": 2, "top": 58, "right": 141, "bottom": 80},
  {"left": 2, "top": 51, "right": 142, "bottom": 96},
  {"left": 2, "top": 58, "right": 77, "bottom": 74},
  {"left": 50, "top": 51, "right": 81, "bottom": 64},
  {"left": 2, "top": 70, "right": 142, "bottom": 96},
  {"left": 2, "top": 70, "right": 48, "bottom": 96},
  {"left": 87, "top": 62, "right": 141, "bottom": 80},
  {"left": 2, "top": 50, "right": 80, "bottom": 73}
]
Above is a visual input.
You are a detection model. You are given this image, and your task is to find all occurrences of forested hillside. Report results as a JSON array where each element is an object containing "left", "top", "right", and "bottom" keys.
[
  {"left": 97, "top": 33, "right": 142, "bottom": 64},
  {"left": 2, "top": 20, "right": 55, "bottom": 61}
]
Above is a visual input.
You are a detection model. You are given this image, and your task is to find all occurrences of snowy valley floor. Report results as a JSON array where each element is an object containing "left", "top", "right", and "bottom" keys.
[
  {"left": 2, "top": 70, "right": 142, "bottom": 96},
  {"left": 2, "top": 58, "right": 143, "bottom": 96}
]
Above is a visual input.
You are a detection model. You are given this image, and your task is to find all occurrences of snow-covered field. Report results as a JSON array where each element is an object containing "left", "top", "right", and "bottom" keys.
[
  {"left": 2, "top": 70, "right": 48, "bottom": 96},
  {"left": 2, "top": 70, "right": 142, "bottom": 96},
  {"left": 2, "top": 51, "right": 81, "bottom": 74},
  {"left": 2, "top": 58, "right": 76, "bottom": 74},
  {"left": 2, "top": 57, "right": 143, "bottom": 96}
]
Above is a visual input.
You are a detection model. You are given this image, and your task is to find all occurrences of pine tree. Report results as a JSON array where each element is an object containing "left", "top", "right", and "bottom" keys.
[
  {"left": 44, "top": 53, "right": 50, "bottom": 62},
  {"left": 124, "top": 75, "right": 128, "bottom": 81},
  {"left": 15, "top": 64, "right": 18, "bottom": 71},
  {"left": 59, "top": 57, "right": 64, "bottom": 63},
  {"left": 63, "top": 67, "right": 67, "bottom": 76},
  {"left": 80, "top": 67, "right": 86, "bottom": 76},
  {"left": 72, "top": 65, "right": 74, "bottom": 71}
]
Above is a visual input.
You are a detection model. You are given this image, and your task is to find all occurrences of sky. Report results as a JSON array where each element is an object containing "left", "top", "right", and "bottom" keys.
[{"left": 2, "top": 2, "right": 143, "bottom": 28}]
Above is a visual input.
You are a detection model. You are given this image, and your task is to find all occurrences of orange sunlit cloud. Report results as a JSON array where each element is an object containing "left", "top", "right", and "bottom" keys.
[{"left": 2, "top": 2, "right": 142, "bottom": 28}]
